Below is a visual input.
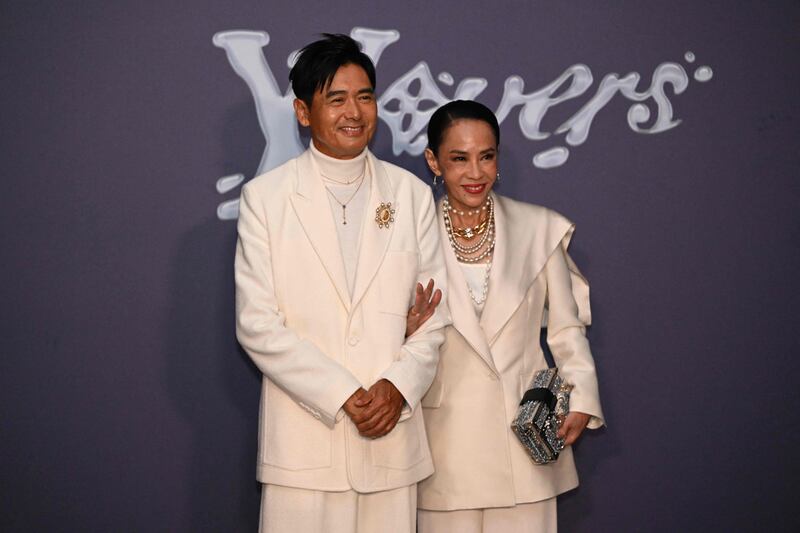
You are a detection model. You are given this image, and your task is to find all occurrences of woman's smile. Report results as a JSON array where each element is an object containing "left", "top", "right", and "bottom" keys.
[{"left": 462, "top": 183, "right": 487, "bottom": 195}]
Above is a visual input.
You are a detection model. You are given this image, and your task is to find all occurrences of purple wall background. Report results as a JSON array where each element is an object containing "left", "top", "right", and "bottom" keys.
[{"left": 2, "top": 1, "right": 799, "bottom": 531}]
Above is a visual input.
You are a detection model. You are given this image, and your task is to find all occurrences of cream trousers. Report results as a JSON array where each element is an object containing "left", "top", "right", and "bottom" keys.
[
  {"left": 417, "top": 497, "right": 557, "bottom": 533},
  {"left": 259, "top": 483, "right": 416, "bottom": 533}
]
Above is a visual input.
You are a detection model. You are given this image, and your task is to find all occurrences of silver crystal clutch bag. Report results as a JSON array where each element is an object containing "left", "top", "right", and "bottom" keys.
[{"left": 511, "top": 368, "right": 572, "bottom": 464}]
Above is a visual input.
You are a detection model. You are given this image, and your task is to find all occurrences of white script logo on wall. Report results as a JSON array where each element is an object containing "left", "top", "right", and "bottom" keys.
[{"left": 213, "top": 28, "right": 713, "bottom": 220}]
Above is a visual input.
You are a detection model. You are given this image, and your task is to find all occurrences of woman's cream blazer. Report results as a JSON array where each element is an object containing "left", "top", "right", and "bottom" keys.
[{"left": 418, "top": 193, "right": 604, "bottom": 510}]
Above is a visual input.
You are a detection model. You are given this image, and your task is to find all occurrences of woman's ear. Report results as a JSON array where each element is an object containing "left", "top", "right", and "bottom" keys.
[{"left": 424, "top": 148, "right": 440, "bottom": 178}]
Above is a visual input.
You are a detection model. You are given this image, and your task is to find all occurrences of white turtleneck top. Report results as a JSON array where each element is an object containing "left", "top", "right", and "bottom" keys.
[{"left": 309, "top": 141, "right": 371, "bottom": 295}]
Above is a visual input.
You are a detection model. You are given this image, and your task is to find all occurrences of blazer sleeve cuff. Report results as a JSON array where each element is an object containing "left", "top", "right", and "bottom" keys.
[
  {"left": 379, "top": 365, "right": 421, "bottom": 415},
  {"left": 317, "top": 378, "right": 362, "bottom": 428},
  {"left": 569, "top": 395, "right": 605, "bottom": 429}
]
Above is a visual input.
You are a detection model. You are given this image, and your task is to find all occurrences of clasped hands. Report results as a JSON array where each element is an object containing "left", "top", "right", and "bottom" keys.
[
  {"left": 343, "top": 379, "right": 405, "bottom": 439},
  {"left": 343, "top": 279, "right": 592, "bottom": 445},
  {"left": 342, "top": 280, "right": 440, "bottom": 440}
]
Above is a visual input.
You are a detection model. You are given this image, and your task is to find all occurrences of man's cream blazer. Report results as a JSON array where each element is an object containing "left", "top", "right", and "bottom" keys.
[
  {"left": 235, "top": 149, "right": 449, "bottom": 493},
  {"left": 418, "top": 194, "right": 605, "bottom": 510}
]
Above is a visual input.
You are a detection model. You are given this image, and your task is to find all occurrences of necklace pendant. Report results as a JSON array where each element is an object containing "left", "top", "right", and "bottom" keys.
[{"left": 463, "top": 227, "right": 475, "bottom": 239}]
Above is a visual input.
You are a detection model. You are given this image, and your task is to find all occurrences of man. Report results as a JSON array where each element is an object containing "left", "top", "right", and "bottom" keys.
[{"left": 234, "top": 34, "right": 449, "bottom": 533}]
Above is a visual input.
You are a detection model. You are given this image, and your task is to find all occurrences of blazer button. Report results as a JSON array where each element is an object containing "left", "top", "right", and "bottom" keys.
[{"left": 348, "top": 335, "right": 360, "bottom": 346}]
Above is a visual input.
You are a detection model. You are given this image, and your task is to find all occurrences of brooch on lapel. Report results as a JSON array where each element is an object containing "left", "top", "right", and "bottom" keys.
[{"left": 375, "top": 202, "right": 395, "bottom": 229}]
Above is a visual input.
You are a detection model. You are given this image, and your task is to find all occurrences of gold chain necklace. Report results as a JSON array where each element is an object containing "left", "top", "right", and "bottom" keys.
[
  {"left": 324, "top": 171, "right": 366, "bottom": 225},
  {"left": 443, "top": 195, "right": 496, "bottom": 263},
  {"left": 451, "top": 217, "right": 490, "bottom": 240}
]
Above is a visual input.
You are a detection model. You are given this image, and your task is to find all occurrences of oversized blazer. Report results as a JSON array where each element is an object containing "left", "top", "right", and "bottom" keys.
[
  {"left": 235, "top": 149, "right": 450, "bottom": 493},
  {"left": 417, "top": 193, "right": 604, "bottom": 510}
]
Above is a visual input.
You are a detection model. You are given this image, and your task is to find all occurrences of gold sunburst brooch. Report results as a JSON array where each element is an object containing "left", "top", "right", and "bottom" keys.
[{"left": 375, "top": 202, "right": 395, "bottom": 229}]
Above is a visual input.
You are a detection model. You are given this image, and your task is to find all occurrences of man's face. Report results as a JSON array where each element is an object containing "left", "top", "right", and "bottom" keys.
[{"left": 294, "top": 63, "right": 377, "bottom": 160}]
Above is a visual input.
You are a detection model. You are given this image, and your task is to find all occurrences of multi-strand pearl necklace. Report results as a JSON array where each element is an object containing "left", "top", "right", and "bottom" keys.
[
  {"left": 444, "top": 197, "right": 491, "bottom": 239},
  {"left": 443, "top": 195, "right": 495, "bottom": 263},
  {"left": 444, "top": 199, "right": 489, "bottom": 217},
  {"left": 443, "top": 195, "right": 496, "bottom": 305}
]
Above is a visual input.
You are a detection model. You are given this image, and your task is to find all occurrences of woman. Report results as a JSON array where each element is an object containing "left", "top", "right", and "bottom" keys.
[{"left": 414, "top": 100, "right": 605, "bottom": 532}]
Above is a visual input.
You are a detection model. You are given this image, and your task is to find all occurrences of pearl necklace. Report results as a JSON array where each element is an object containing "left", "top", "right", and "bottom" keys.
[
  {"left": 444, "top": 198, "right": 490, "bottom": 217},
  {"left": 466, "top": 261, "right": 492, "bottom": 305},
  {"left": 443, "top": 195, "right": 496, "bottom": 263}
]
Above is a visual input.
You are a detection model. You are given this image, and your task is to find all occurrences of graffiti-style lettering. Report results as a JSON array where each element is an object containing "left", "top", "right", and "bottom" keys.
[
  {"left": 379, "top": 62, "right": 487, "bottom": 156},
  {"left": 213, "top": 27, "right": 712, "bottom": 220}
]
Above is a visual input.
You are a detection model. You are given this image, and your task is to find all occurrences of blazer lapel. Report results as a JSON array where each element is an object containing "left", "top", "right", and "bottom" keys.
[
  {"left": 437, "top": 201, "right": 497, "bottom": 373},
  {"left": 480, "top": 194, "right": 576, "bottom": 343},
  {"left": 351, "top": 152, "right": 394, "bottom": 310},
  {"left": 479, "top": 193, "right": 533, "bottom": 345},
  {"left": 289, "top": 150, "right": 351, "bottom": 311}
]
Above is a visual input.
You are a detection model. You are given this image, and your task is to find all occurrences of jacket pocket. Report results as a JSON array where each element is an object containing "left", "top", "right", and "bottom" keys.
[{"left": 371, "top": 415, "right": 425, "bottom": 470}]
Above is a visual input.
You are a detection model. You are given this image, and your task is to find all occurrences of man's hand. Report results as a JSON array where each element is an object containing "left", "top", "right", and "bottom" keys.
[
  {"left": 557, "top": 411, "right": 591, "bottom": 446},
  {"left": 349, "top": 379, "right": 405, "bottom": 439},
  {"left": 343, "top": 387, "right": 369, "bottom": 420},
  {"left": 405, "top": 279, "right": 442, "bottom": 338}
]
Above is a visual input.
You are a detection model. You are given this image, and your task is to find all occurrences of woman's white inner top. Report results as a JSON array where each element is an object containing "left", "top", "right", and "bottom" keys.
[{"left": 459, "top": 262, "right": 490, "bottom": 314}]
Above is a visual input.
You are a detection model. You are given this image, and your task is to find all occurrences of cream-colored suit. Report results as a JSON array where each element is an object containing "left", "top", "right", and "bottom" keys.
[
  {"left": 418, "top": 193, "right": 604, "bottom": 511},
  {"left": 235, "top": 149, "right": 449, "bottom": 493}
]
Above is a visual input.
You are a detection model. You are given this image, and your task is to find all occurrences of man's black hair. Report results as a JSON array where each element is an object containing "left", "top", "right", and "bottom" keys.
[{"left": 289, "top": 34, "right": 377, "bottom": 108}]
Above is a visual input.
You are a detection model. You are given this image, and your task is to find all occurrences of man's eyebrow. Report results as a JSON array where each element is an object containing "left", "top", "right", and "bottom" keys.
[{"left": 324, "top": 87, "right": 375, "bottom": 98}]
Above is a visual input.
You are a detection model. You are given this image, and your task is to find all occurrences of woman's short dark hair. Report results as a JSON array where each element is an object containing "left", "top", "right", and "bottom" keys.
[
  {"left": 427, "top": 100, "right": 500, "bottom": 155},
  {"left": 289, "top": 34, "right": 376, "bottom": 108}
]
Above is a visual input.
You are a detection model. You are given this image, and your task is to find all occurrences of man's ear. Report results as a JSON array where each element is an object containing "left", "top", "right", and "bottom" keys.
[{"left": 293, "top": 98, "right": 311, "bottom": 127}]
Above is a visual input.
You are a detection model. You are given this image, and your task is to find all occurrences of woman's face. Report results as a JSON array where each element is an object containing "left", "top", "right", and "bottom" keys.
[{"left": 425, "top": 119, "right": 498, "bottom": 215}]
